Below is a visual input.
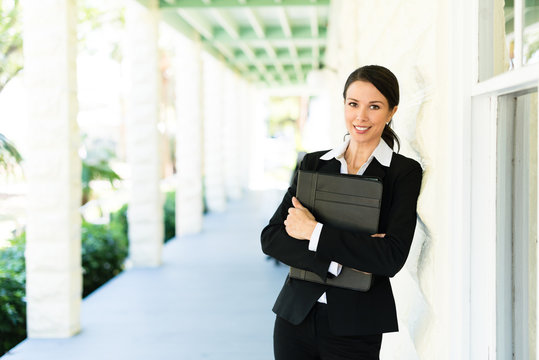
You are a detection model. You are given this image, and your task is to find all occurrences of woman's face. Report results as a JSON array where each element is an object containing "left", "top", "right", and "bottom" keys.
[{"left": 344, "top": 81, "right": 397, "bottom": 148}]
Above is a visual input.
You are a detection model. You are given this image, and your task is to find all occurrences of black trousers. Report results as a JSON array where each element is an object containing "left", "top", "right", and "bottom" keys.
[{"left": 273, "top": 303, "right": 382, "bottom": 360}]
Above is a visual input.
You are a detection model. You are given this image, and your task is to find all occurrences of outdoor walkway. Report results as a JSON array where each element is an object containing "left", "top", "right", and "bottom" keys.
[{"left": 3, "top": 190, "right": 288, "bottom": 360}]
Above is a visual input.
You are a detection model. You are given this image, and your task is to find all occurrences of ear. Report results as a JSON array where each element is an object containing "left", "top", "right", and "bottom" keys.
[{"left": 389, "top": 105, "right": 398, "bottom": 119}]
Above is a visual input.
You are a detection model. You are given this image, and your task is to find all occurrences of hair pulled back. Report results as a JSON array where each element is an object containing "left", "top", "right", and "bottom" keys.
[{"left": 343, "top": 65, "right": 400, "bottom": 151}]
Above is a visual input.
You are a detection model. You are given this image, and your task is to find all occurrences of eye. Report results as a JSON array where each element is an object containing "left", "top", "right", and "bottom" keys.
[
  {"left": 369, "top": 104, "right": 380, "bottom": 110},
  {"left": 348, "top": 102, "right": 358, "bottom": 107}
]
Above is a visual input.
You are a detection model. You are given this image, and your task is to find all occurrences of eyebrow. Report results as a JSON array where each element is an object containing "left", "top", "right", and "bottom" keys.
[{"left": 346, "top": 97, "right": 384, "bottom": 104}]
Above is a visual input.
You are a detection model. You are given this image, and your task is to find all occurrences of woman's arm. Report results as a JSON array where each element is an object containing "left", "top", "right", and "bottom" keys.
[
  {"left": 260, "top": 155, "right": 332, "bottom": 280},
  {"left": 315, "top": 162, "right": 422, "bottom": 277}
]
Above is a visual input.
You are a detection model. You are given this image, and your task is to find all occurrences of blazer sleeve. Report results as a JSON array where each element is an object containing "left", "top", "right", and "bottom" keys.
[
  {"left": 260, "top": 154, "right": 332, "bottom": 280},
  {"left": 315, "top": 161, "right": 422, "bottom": 277}
]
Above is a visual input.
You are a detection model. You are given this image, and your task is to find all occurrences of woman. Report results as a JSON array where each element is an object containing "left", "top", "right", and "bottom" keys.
[{"left": 261, "top": 65, "right": 422, "bottom": 360}]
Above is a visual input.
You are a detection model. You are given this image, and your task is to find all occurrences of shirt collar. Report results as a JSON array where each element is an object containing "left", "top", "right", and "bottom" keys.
[{"left": 320, "top": 138, "right": 393, "bottom": 167}]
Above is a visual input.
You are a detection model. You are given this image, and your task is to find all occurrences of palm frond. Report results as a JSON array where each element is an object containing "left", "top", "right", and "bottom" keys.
[{"left": 0, "top": 133, "right": 22, "bottom": 172}]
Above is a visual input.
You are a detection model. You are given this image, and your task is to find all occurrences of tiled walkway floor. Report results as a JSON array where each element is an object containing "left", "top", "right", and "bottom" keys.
[{"left": 3, "top": 190, "right": 288, "bottom": 360}]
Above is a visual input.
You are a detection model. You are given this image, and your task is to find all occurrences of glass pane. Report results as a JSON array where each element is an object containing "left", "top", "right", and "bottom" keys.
[
  {"left": 497, "top": 89, "right": 538, "bottom": 359},
  {"left": 504, "top": 0, "right": 515, "bottom": 71},
  {"left": 479, "top": 0, "right": 513, "bottom": 80},
  {"left": 524, "top": 0, "right": 539, "bottom": 65},
  {"left": 512, "top": 90, "right": 538, "bottom": 360}
]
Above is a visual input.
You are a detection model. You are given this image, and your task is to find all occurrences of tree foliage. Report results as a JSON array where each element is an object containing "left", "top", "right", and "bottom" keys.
[
  {"left": 0, "top": 133, "right": 22, "bottom": 174},
  {"left": 0, "top": 0, "right": 22, "bottom": 93}
]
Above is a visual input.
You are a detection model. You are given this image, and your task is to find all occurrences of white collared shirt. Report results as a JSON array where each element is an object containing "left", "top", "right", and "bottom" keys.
[{"left": 308, "top": 138, "right": 394, "bottom": 304}]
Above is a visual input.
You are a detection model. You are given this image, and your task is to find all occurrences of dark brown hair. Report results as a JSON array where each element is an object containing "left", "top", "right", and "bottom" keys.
[{"left": 343, "top": 65, "right": 400, "bottom": 151}]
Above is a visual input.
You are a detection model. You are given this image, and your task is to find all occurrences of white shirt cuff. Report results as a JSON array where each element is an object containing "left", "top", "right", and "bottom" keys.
[
  {"left": 308, "top": 222, "right": 323, "bottom": 251},
  {"left": 328, "top": 261, "right": 342, "bottom": 276}
]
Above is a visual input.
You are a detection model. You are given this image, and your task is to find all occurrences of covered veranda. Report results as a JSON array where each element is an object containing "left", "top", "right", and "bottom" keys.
[
  {"left": 4, "top": 191, "right": 288, "bottom": 359},
  {"left": 7, "top": 0, "right": 341, "bottom": 358},
  {"left": 4, "top": 0, "right": 521, "bottom": 358}
]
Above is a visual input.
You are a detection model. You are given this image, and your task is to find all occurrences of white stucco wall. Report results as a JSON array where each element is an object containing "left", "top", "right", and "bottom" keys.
[{"left": 324, "top": 0, "right": 464, "bottom": 359}]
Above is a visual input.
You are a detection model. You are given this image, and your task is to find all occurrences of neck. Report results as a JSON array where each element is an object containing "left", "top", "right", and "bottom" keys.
[{"left": 345, "top": 139, "right": 380, "bottom": 170}]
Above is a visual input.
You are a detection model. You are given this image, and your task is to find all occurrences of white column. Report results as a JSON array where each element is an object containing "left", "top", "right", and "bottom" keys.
[
  {"left": 175, "top": 34, "right": 204, "bottom": 235},
  {"left": 202, "top": 54, "right": 226, "bottom": 212},
  {"left": 124, "top": 0, "right": 163, "bottom": 266},
  {"left": 23, "top": 0, "right": 81, "bottom": 337},
  {"left": 223, "top": 71, "right": 242, "bottom": 200},
  {"left": 248, "top": 85, "right": 267, "bottom": 190},
  {"left": 237, "top": 79, "right": 249, "bottom": 191}
]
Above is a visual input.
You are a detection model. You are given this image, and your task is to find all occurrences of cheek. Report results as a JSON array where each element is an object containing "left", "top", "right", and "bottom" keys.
[{"left": 344, "top": 111, "right": 355, "bottom": 124}]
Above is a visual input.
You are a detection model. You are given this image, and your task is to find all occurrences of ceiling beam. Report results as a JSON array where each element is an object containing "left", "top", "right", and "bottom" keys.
[
  {"left": 277, "top": 8, "right": 292, "bottom": 38},
  {"left": 160, "top": 0, "right": 330, "bottom": 8},
  {"left": 310, "top": 8, "right": 319, "bottom": 69},
  {"left": 161, "top": 11, "right": 247, "bottom": 76},
  {"left": 263, "top": 42, "right": 277, "bottom": 58},
  {"left": 312, "top": 45, "right": 320, "bottom": 69},
  {"left": 160, "top": 0, "right": 330, "bottom": 86},
  {"left": 243, "top": 64, "right": 313, "bottom": 78},
  {"left": 230, "top": 49, "right": 325, "bottom": 65},
  {"left": 204, "top": 8, "right": 264, "bottom": 79},
  {"left": 176, "top": 9, "right": 214, "bottom": 39},
  {"left": 246, "top": 9, "right": 289, "bottom": 84},
  {"left": 244, "top": 8, "right": 265, "bottom": 38},
  {"left": 210, "top": 8, "right": 239, "bottom": 39},
  {"left": 213, "top": 41, "right": 235, "bottom": 59},
  {"left": 238, "top": 42, "right": 273, "bottom": 85},
  {"left": 211, "top": 25, "right": 326, "bottom": 45},
  {"left": 276, "top": 7, "right": 302, "bottom": 81},
  {"left": 263, "top": 42, "right": 290, "bottom": 83},
  {"left": 310, "top": 8, "right": 319, "bottom": 37}
]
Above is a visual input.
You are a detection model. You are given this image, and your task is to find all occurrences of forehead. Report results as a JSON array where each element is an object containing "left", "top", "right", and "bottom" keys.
[{"left": 345, "top": 81, "right": 387, "bottom": 102}]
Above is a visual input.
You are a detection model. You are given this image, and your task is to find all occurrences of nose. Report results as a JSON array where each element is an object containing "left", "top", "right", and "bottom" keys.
[{"left": 355, "top": 105, "right": 368, "bottom": 120}]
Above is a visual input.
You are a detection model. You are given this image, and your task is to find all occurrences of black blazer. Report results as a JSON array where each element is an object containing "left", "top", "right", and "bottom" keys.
[{"left": 261, "top": 150, "right": 422, "bottom": 336}]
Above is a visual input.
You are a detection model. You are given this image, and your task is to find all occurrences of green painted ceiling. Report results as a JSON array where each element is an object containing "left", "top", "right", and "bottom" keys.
[{"left": 158, "top": 0, "right": 330, "bottom": 86}]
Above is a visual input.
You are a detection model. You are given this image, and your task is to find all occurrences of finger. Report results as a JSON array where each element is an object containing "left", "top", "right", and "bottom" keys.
[{"left": 291, "top": 196, "right": 304, "bottom": 209}]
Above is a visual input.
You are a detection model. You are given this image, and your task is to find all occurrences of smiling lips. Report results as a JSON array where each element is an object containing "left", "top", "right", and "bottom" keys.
[{"left": 354, "top": 125, "right": 370, "bottom": 134}]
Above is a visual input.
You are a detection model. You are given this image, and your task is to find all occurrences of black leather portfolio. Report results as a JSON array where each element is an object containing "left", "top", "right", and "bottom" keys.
[{"left": 289, "top": 170, "right": 383, "bottom": 291}]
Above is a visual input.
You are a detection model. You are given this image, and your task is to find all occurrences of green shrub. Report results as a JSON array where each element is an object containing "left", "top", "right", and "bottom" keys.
[
  {"left": 164, "top": 191, "right": 175, "bottom": 242},
  {"left": 0, "top": 233, "right": 25, "bottom": 284},
  {"left": 111, "top": 194, "right": 175, "bottom": 243},
  {"left": 81, "top": 219, "right": 128, "bottom": 297},
  {"left": 0, "top": 277, "right": 26, "bottom": 355},
  {"left": 0, "top": 232, "right": 26, "bottom": 356},
  {"left": 109, "top": 203, "right": 128, "bottom": 241},
  {"left": 0, "top": 195, "right": 174, "bottom": 355}
]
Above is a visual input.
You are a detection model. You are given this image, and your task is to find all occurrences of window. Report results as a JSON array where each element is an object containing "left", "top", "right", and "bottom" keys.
[
  {"left": 524, "top": 0, "right": 539, "bottom": 66},
  {"left": 497, "top": 89, "right": 538, "bottom": 360},
  {"left": 479, "top": 0, "right": 539, "bottom": 81}
]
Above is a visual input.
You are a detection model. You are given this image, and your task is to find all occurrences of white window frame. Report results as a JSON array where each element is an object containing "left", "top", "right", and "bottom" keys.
[{"left": 469, "top": 0, "right": 539, "bottom": 359}]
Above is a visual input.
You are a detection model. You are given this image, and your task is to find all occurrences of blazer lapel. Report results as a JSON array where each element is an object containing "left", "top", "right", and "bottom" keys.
[
  {"left": 363, "top": 157, "right": 388, "bottom": 181},
  {"left": 315, "top": 154, "right": 389, "bottom": 182},
  {"left": 317, "top": 158, "right": 341, "bottom": 174}
]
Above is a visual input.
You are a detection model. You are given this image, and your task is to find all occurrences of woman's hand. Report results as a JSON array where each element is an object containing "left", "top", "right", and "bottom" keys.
[
  {"left": 284, "top": 197, "right": 317, "bottom": 240},
  {"left": 370, "top": 233, "right": 386, "bottom": 238}
]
